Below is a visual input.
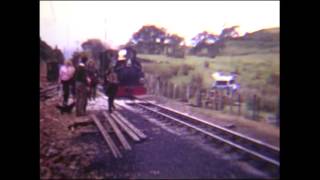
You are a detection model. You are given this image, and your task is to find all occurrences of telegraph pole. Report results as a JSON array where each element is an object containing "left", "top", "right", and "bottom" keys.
[
  {"left": 104, "top": 18, "right": 107, "bottom": 46},
  {"left": 67, "top": 24, "right": 70, "bottom": 49},
  {"left": 76, "top": 40, "right": 79, "bottom": 52},
  {"left": 50, "top": 1, "right": 56, "bottom": 23}
]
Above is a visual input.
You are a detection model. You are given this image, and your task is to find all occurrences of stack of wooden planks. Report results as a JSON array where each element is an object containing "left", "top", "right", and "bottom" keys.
[{"left": 90, "top": 109, "right": 147, "bottom": 158}]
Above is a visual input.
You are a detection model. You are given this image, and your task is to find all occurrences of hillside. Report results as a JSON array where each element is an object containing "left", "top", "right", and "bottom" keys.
[
  {"left": 220, "top": 28, "right": 279, "bottom": 56},
  {"left": 243, "top": 28, "right": 279, "bottom": 41},
  {"left": 137, "top": 27, "right": 279, "bottom": 120}
]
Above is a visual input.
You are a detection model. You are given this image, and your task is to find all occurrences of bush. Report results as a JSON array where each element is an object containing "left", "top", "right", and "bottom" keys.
[
  {"left": 171, "top": 65, "right": 180, "bottom": 76},
  {"left": 260, "top": 95, "right": 278, "bottom": 112},
  {"left": 180, "top": 84, "right": 188, "bottom": 101},
  {"left": 246, "top": 95, "right": 257, "bottom": 111},
  {"left": 245, "top": 94, "right": 277, "bottom": 113},
  {"left": 261, "top": 85, "right": 279, "bottom": 96},
  {"left": 232, "top": 66, "right": 240, "bottom": 75},
  {"left": 190, "top": 73, "right": 203, "bottom": 87},
  {"left": 204, "top": 61, "right": 210, "bottom": 68},
  {"left": 143, "top": 63, "right": 181, "bottom": 79},
  {"left": 267, "top": 73, "right": 280, "bottom": 86},
  {"left": 180, "top": 64, "right": 194, "bottom": 76},
  {"left": 255, "top": 72, "right": 262, "bottom": 80}
]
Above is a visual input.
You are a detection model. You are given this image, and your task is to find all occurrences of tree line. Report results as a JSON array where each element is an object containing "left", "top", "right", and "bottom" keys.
[{"left": 77, "top": 25, "right": 241, "bottom": 60}]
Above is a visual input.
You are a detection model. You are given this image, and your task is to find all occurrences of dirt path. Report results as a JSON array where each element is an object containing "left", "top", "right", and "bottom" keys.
[
  {"left": 40, "top": 95, "right": 110, "bottom": 179},
  {"left": 40, "top": 93, "right": 278, "bottom": 178}
]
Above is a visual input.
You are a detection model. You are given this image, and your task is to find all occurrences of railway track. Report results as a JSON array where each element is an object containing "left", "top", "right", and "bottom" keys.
[{"left": 121, "top": 97, "right": 279, "bottom": 175}]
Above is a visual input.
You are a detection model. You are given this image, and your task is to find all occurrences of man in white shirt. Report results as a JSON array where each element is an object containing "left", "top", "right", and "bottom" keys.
[{"left": 59, "top": 60, "right": 76, "bottom": 106}]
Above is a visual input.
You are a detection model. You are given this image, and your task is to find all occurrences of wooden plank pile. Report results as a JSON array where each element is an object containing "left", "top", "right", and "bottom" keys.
[{"left": 90, "top": 109, "right": 147, "bottom": 158}]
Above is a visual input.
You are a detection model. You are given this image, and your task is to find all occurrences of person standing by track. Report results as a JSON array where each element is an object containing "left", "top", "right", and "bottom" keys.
[
  {"left": 105, "top": 67, "right": 119, "bottom": 113},
  {"left": 87, "top": 59, "right": 99, "bottom": 102},
  {"left": 58, "top": 60, "right": 76, "bottom": 106},
  {"left": 74, "top": 56, "right": 90, "bottom": 116}
]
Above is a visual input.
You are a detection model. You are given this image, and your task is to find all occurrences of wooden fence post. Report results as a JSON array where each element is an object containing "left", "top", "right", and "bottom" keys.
[
  {"left": 166, "top": 82, "right": 169, "bottom": 98},
  {"left": 156, "top": 77, "right": 160, "bottom": 96},
  {"left": 221, "top": 91, "right": 223, "bottom": 110},
  {"left": 256, "top": 95, "right": 260, "bottom": 120},
  {"left": 150, "top": 75, "right": 155, "bottom": 94},
  {"left": 146, "top": 74, "right": 150, "bottom": 94},
  {"left": 174, "top": 84, "right": 178, "bottom": 99},
  {"left": 276, "top": 98, "right": 280, "bottom": 126},
  {"left": 153, "top": 76, "right": 157, "bottom": 94},
  {"left": 180, "top": 85, "right": 186, "bottom": 102},
  {"left": 217, "top": 91, "right": 221, "bottom": 110},
  {"left": 158, "top": 80, "right": 162, "bottom": 96},
  {"left": 238, "top": 94, "right": 241, "bottom": 115},
  {"left": 186, "top": 85, "right": 191, "bottom": 102},
  {"left": 168, "top": 83, "right": 172, "bottom": 98},
  {"left": 230, "top": 96, "right": 233, "bottom": 114},
  {"left": 204, "top": 90, "right": 208, "bottom": 108},
  {"left": 176, "top": 85, "right": 180, "bottom": 100},
  {"left": 196, "top": 89, "right": 202, "bottom": 107},
  {"left": 162, "top": 81, "right": 168, "bottom": 97},
  {"left": 145, "top": 74, "right": 149, "bottom": 94},
  {"left": 167, "top": 83, "right": 170, "bottom": 98},
  {"left": 215, "top": 91, "right": 219, "bottom": 110},
  {"left": 164, "top": 81, "right": 168, "bottom": 97},
  {"left": 162, "top": 81, "right": 166, "bottom": 97},
  {"left": 173, "top": 84, "right": 177, "bottom": 99},
  {"left": 252, "top": 94, "right": 257, "bottom": 120},
  {"left": 221, "top": 94, "right": 225, "bottom": 111}
]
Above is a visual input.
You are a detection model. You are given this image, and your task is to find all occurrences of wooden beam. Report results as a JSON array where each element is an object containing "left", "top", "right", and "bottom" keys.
[
  {"left": 67, "top": 119, "right": 93, "bottom": 129},
  {"left": 101, "top": 118, "right": 114, "bottom": 133},
  {"left": 113, "top": 111, "right": 147, "bottom": 139},
  {"left": 40, "top": 85, "right": 58, "bottom": 94},
  {"left": 103, "top": 112, "right": 132, "bottom": 151},
  {"left": 91, "top": 115, "right": 122, "bottom": 158},
  {"left": 77, "top": 129, "right": 99, "bottom": 134},
  {"left": 110, "top": 113, "right": 141, "bottom": 142}
]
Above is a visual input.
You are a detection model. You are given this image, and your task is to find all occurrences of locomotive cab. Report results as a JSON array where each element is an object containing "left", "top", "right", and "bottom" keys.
[{"left": 114, "top": 48, "right": 147, "bottom": 97}]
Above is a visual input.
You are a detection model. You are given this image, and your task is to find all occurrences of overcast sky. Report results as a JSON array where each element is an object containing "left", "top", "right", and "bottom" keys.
[{"left": 40, "top": 1, "right": 279, "bottom": 52}]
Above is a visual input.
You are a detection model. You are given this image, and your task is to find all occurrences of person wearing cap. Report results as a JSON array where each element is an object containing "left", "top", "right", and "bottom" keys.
[
  {"left": 87, "top": 59, "right": 99, "bottom": 102},
  {"left": 105, "top": 67, "right": 119, "bottom": 113},
  {"left": 118, "top": 49, "right": 127, "bottom": 61},
  {"left": 74, "top": 56, "right": 90, "bottom": 116},
  {"left": 59, "top": 60, "right": 76, "bottom": 106}
]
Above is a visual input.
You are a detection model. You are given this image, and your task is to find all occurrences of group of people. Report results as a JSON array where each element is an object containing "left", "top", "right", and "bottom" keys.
[{"left": 58, "top": 55, "right": 119, "bottom": 116}]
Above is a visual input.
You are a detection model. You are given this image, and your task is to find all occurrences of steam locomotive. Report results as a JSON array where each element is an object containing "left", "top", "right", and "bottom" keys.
[{"left": 99, "top": 47, "right": 146, "bottom": 97}]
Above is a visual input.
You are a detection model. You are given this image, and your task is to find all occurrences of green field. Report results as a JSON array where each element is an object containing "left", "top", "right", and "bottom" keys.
[
  {"left": 139, "top": 53, "right": 279, "bottom": 88},
  {"left": 137, "top": 29, "right": 279, "bottom": 115},
  {"left": 140, "top": 52, "right": 278, "bottom": 87}
]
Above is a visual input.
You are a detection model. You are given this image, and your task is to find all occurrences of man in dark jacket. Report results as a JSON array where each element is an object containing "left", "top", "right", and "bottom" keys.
[
  {"left": 105, "top": 67, "right": 119, "bottom": 113},
  {"left": 87, "top": 59, "right": 99, "bottom": 101},
  {"left": 75, "top": 56, "right": 89, "bottom": 116}
]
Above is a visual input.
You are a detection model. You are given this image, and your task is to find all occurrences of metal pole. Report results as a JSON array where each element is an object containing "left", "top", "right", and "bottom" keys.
[
  {"left": 67, "top": 24, "right": 69, "bottom": 49},
  {"left": 50, "top": 1, "right": 56, "bottom": 23},
  {"left": 105, "top": 18, "right": 107, "bottom": 44}
]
